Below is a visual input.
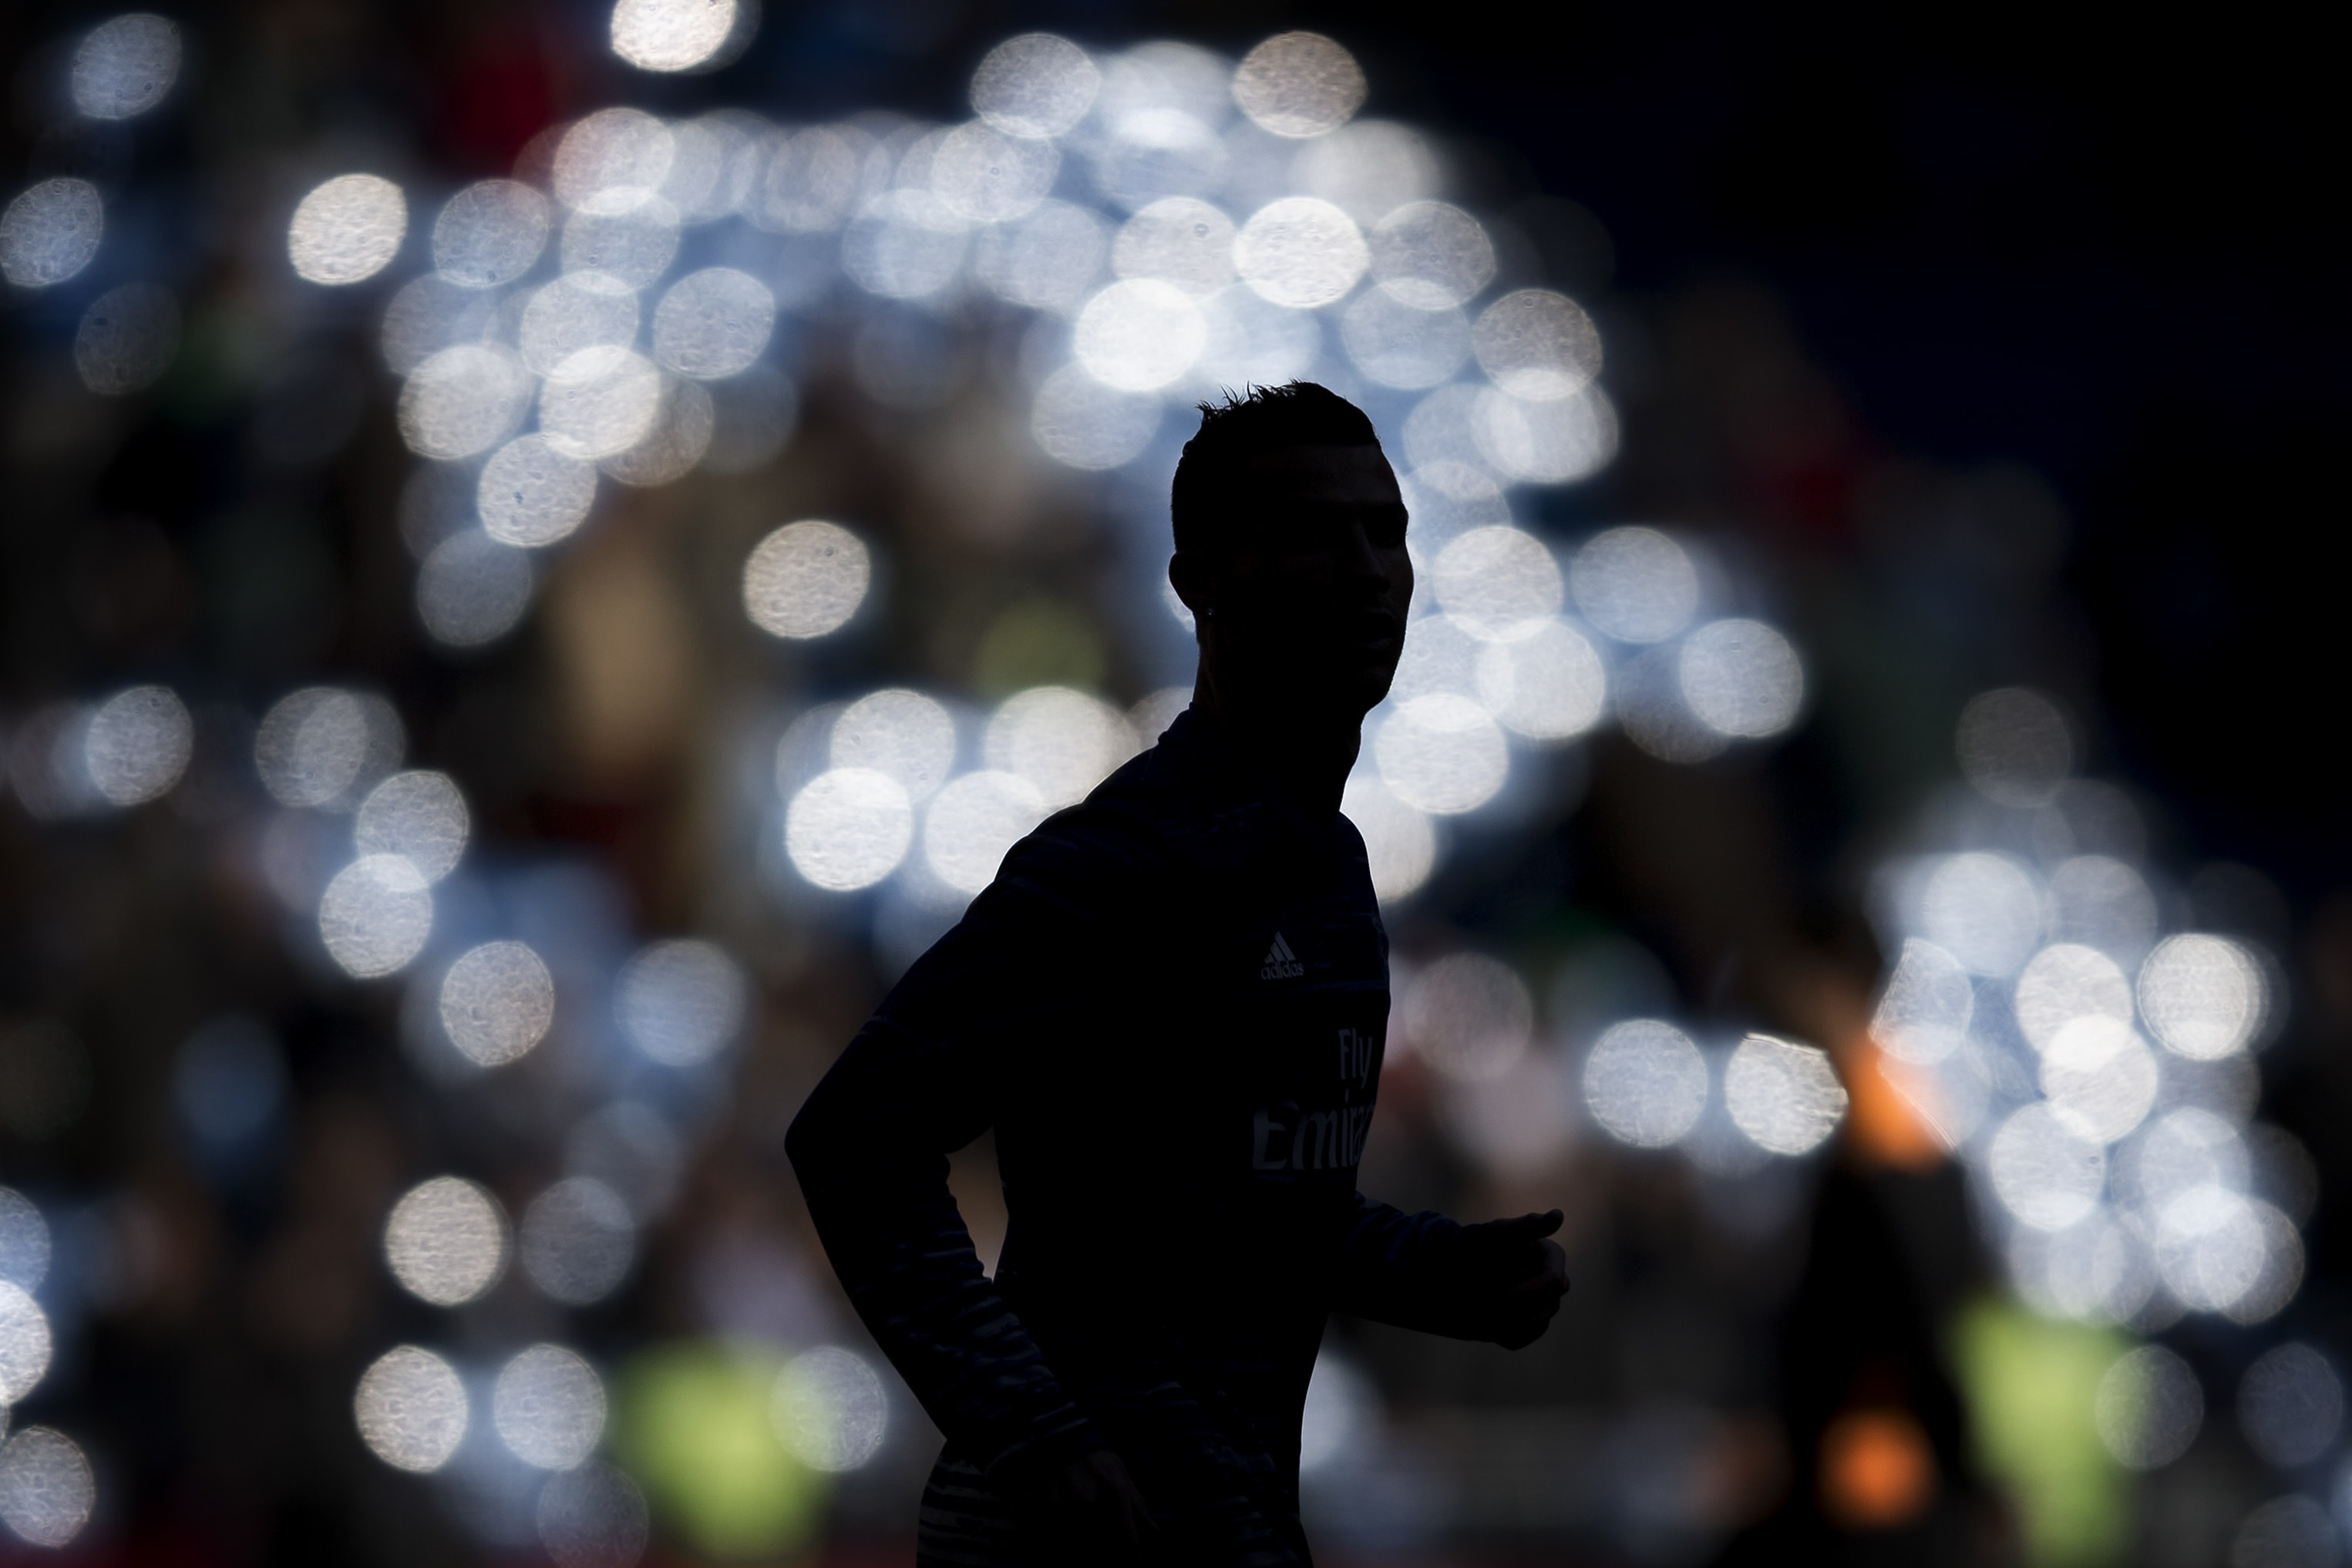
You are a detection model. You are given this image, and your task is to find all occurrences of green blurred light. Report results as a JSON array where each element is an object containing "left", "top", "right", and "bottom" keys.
[
  {"left": 612, "top": 1340, "right": 829, "bottom": 1560},
  {"left": 1950, "top": 1296, "right": 2131, "bottom": 1567},
  {"left": 972, "top": 597, "right": 1107, "bottom": 697}
]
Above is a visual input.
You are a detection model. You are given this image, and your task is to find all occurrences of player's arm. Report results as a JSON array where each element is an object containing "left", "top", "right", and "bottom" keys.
[
  {"left": 785, "top": 832, "right": 1161, "bottom": 1555},
  {"left": 1329, "top": 1194, "right": 1569, "bottom": 1348}
]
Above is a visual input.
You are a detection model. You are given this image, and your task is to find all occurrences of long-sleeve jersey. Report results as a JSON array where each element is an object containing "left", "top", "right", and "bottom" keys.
[{"left": 786, "top": 708, "right": 1499, "bottom": 1565}]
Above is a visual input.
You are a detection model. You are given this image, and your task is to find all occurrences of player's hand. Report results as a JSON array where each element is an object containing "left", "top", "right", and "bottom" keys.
[
  {"left": 1030, "top": 1448, "right": 1161, "bottom": 1564},
  {"left": 1461, "top": 1209, "right": 1570, "bottom": 1349}
]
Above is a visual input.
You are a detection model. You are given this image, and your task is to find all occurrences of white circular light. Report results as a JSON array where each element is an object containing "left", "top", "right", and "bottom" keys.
[
  {"left": 786, "top": 768, "right": 914, "bottom": 892},
  {"left": 0, "top": 179, "right": 105, "bottom": 289},
  {"left": 1724, "top": 1034, "right": 1846, "bottom": 1156},
  {"left": 554, "top": 109, "right": 677, "bottom": 216},
  {"left": 0, "top": 1428, "right": 95, "bottom": 1548},
  {"left": 1341, "top": 290, "right": 1469, "bottom": 389},
  {"left": 419, "top": 532, "right": 536, "bottom": 648},
  {"left": 384, "top": 1175, "right": 510, "bottom": 1305},
  {"left": 1369, "top": 201, "right": 1495, "bottom": 310},
  {"left": 1679, "top": 620, "right": 1804, "bottom": 740},
  {"left": 440, "top": 940, "right": 557, "bottom": 1067},
  {"left": 1582, "top": 1020, "right": 1707, "bottom": 1149},
  {"left": 520, "top": 271, "right": 639, "bottom": 377},
  {"left": 924, "top": 772, "right": 1048, "bottom": 896},
  {"left": 495, "top": 1344, "right": 607, "bottom": 1471},
  {"left": 1869, "top": 939, "right": 1973, "bottom": 1065},
  {"left": 611, "top": 0, "right": 744, "bottom": 73},
  {"left": 1472, "top": 385, "right": 1620, "bottom": 486},
  {"left": 984, "top": 688, "right": 1135, "bottom": 809},
  {"left": 1475, "top": 621, "right": 1607, "bottom": 741},
  {"left": 397, "top": 344, "right": 533, "bottom": 460},
  {"left": 1074, "top": 279, "right": 1206, "bottom": 391},
  {"left": 540, "top": 347, "right": 665, "bottom": 461},
  {"left": 72, "top": 13, "right": 182, "bottom": 119},
  {"left": 841, "top": 190, "right": 968, "bottom": 301},
  {"left": 1232, "top": 32, "right": 1366, "bottom": 138},
  {"left": 1432, "top": 527, "right": 1562, "bottom": 641},
  {"left": 976, "top": 200, "right": 1108, "bottom": 314},
  {"left": 433, "top": 178, "right": 550, "bottom": 288},
  {"left": 479, "top": 434, "right": 599, "bottom": 547},
  {"left": 355, "top": 771, "right": 469, "bottom": 883},
  {"left": 2139, "top": 934, "right": 2266, "bottom": 1061},
  {"left": 319, "top": 854, "right": 435, "bottom": 979},
  {"left": 1919, "top": 852, "right": 2044, "bottom": 977},
  {"left": 288, "top": 174, "right": 407, "bottom": 285},
  {"left": 1473, "top": 289, "right": 1601, "bottom": 400},
  {"left": 1112, "top": 197, "right": 1236, "bottom": 297},
  {"left": 1568, "top": 527, "right": 1697, "bottom": 644},
  {"left": 2237, "top": 1343, "right": 2340, "bottom": 1469},
  {"left": 614, "top": 939, "right": 748, "bottom": 1066},
  {"left": 0, "top": 1284, "right": 52, "bottom": 1405},
  {"left": 2095, "top": 1345, "right": 2202, "bottom": 1469},
  {"left": 1373, "top": 695, "right": 1507, "bottom": 815},
  {"left": 653, "top": 267, "right": 776, "bottom": 379},
  {"left": 971, "top": 34, "right": 1100, "bottom": 139},
  {"left": 743, "top": 520, "right": 870, "bottom": 639},
  {"left": 1234, "top": 197, "right": 1368, "bottom": 310},
  {"left": 82, "top": 685, "right": 193, "bottom": 806},
  {"left": 1988, "top": 1103, "right": 2107, "bottom": 1232},
  {"left": 1030, "top": 365, "right": 1161, "bottom": 470},
  {"left": 355, "top": 1345, "right": 469, "bottom": 1473},
  {"left": 931, "top": 121, "right": 1061, "bottom": 224},
  {"left": 2013, "top": 943, "right": 2132, "bottom": 1052},
  {"left": 773, "top": 1346, "right": 890, "bottom": 1472},
  {"left": 832, "top": 690, "right": 956, "bottom": 803}
]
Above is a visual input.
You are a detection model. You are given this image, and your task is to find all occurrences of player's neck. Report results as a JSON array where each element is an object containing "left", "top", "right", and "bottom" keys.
[{"left": 1190, "top": 668, "right": 1361, "bottom": 816}]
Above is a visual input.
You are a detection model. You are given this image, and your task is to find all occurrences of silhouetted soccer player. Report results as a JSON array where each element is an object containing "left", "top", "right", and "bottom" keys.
[{"left": 786, "top": 383, "right": 1570, "bottom": 1566}]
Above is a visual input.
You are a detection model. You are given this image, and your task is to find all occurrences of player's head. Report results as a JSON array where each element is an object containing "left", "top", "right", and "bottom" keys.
[{"left": 1167, "top": 383, "right": 1413, "bottom": 719}]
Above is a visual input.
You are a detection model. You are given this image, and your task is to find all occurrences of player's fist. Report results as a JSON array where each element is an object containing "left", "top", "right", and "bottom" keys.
[{"left": 1459, "top": 1209, "right": 1570, "bottom": 1349}]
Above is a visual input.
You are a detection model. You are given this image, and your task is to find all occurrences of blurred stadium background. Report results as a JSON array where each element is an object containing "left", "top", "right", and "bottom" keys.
[{"left": 0, "top": 1, "right": 2344, "bottom": 1563}]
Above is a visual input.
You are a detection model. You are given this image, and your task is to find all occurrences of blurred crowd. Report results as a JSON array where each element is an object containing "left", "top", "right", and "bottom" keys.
[{"left": 1, "top": 2, "right": 2345, "bottom": 1566}]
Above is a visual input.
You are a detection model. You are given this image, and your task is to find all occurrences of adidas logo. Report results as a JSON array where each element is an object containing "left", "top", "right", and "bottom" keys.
[{"left": 1260, "top": 932, "right": 1305, "bottom": 981}]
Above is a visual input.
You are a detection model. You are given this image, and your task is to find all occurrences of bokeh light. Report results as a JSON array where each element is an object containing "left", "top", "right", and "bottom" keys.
[
  {"left": 1075, "top": 279, "right": 1206, "bottom": 390},
  {"left": 653, "top": 268, "right": 776, "bottom": 379},
  {"left": 924, "top": 771, "right": 1048, "bottom": 896},
  {"left": 1988, "top": 1104, "right": 2106, "bottom": 1231},
  {"left": 610, "top": 0, "right": 749, "bottom": 73},
  {"left": 440, "top": 941, "right": 557, "bottom": 1067},
  {"left": 743, "top": 521, "right": 871, "bottom": 640},
  {"left": 399, "top": 345, "right": 533, "bottom": 460},
  {"left": 1401, "top": 954, "right": 1533, "bottom": 1082},
  {"left": 480, "top": 435, "right": 599, "bottom": 547},
  {"left": 614, "top": 939, "right": 748, "bottom": 1065},
  {"left": 81, "top": 684, "right": 192, "bottom": 806},
  {"left": 1918, "top": 852, "right": 2042, "bottom": 977},
  {"left": 0, "top": 1283, "right": 53, "bottom": 1405},
  {"left": 772, "top": 1346, "right": 888, "bottom": 1472},
  {"left": 1583, "top": 1020, "right": 1708, "bottom": 1149},
  {"left": 1956, "top": 687, "right": 2074, "bottom": 807},
  {"left": 831, "top": 690, "right": 956, "bottom": 803},
  {"left": 1475, "top": 621, "right": 1607, "bottom": 741},
  {"left": 1569, "top": 527, "right": 1698, "bottom": 644},
  {"left": 0, "top": 1191, "right": 51, "bottom": 1291},
  {"left": 355, "top": 771, "right": 469, "bottom": 883},
  {"left": 418, "top": 533, "right": 537, "bottom": 646},
  {"left": 538, "top": 1462, "right": 651, "bottom": 1568},
  {"left": 984, "top": 687, "right": 1134, "bottom": 809},
  {"left": 2237, "top": 1343, "right": 2341, "bottom": 1469},
  {"left": 1370, "top": 201, "right": 1496, "bottom": 310},
  {"left": 0, "top": 179, "right": 104, "bottom": 290},
  {"left": 971, "top": 33, "right": 1099, "bottom": 138},
  {"left": 1678, "top": 621, "right": 1804, "bottom": 741},
  {"left": 288, "top": 174, "right": 408, "bottom": 286},
  {"left": 0, "top": 1428, "right": 95, "bottom": 1549},
  {"left": 2041, "top": 1018, "right": 2159, "bottom": 1145},
  {"left": 2013, "top": 943, "right": 2132, "bottom": 1052},
  {"left": 72, "top": 13, "right": 182, "bottom": 119},
  {"left": 1340, "top": 774, "right": 1435, "bottom": 904},
  {"left": 1473, "top": 290, "right": 1603, "bottom": 400},
  {"left": 2094, "top": 1345, "right": 2202, "bottom": 1469},
  {"left": 74, "top": 282, "right": 180, "bottom": 394},
  {"left": 1870, "top": 939, "right": 1973, "bottom": 1064},
  {"left": 786, "top": 769, "right": 914, "bottom": 892},
  {"left": 1375, "top": 695, "right": 1507, "bottom": 814},
  {"left": 432, "top": 179, "right": 550, "bottom": 288},
  {"left": 495, "top": 1344, "right": 608, "bottom": 1470},
  {"left": 319, "top": 855, "right": 435, "bottom": 978},
  {"left": 2139, "top": 934, "right": 2268, "bottom": 1061},
  {"left": 1723, "top": 1034, "right": 1846, "bottom": 1156},
  {"left": 1231, "top": 32, "right": 1366, "bottom": 139},
  {"left": 521, "top": 1177, "right": 636, "bottom": 1306},
  {"left": 355, "top": 1345, "right": 469, "bottom": 1472},
  {"left": 1233, "top": 197, "right": 1368, "bottom": 309},
  {"left": 384, "top": 1176, "right": 510, "bottom": 1306}
]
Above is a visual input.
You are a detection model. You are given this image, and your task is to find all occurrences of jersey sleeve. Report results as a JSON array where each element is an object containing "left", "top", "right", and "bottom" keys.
[
  {"left": 1328, "top": 1192, "right": 1492, "bottom": 1339},
  {"left": 784, "top": 815, "right": 1152, "bottom": 1485}
]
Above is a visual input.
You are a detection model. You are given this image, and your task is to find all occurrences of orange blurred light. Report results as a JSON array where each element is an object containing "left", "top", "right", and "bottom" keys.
[
  {"left": 1839, "top": 1035, "right": 1947, "bottom": 1171},
  {"left": 1820, "top": 1407, "right": 1936, "bottom": 1530}
]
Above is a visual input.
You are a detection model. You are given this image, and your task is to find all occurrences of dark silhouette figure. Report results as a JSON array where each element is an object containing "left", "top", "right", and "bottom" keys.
[{"left": 786, "top": 384, "right": 1570, "bottom": 1566}]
